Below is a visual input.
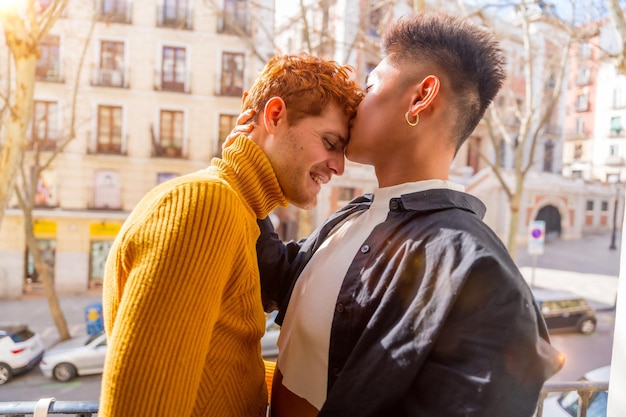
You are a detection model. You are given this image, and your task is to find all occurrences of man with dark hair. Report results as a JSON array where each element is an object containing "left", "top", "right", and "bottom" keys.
[{"left": 253, "top": 12, "right": 563, "bottom": 417}]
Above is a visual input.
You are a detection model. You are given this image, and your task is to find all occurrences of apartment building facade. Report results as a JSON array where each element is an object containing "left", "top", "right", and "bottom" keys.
[{"left": 0, "top": 0, "right": 275, "bottom": 297}]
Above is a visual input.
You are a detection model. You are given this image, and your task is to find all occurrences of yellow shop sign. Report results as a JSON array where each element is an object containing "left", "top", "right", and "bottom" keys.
[
  {"left": 90, "top": 223, "right": 121, "bottom": 237},
  {"left": 33, "top": 220, "right": 57, "bottom": 236}
]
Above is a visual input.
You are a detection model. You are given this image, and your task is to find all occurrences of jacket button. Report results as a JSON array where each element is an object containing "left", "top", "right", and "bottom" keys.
[
  {"left": 360, "top": 245, "right": 369, "bottom": 253},
  {"left": 390, "top": 200, "right": 399, "bottom": 210},
  {"left": 332, "top": 368, "right": 340, "bottom": 376},
  {"left": 336, "top": 303, "right": 344, "bottom": 313}
]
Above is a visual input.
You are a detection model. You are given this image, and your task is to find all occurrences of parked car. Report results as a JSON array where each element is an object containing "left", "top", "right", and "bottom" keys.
[
  {"left": 39, "top": 331, "right": 107, "bottom": 382},
  {"left": 0, "top": 324, "right": 45, "bottom": 385},
  {"left": 39, "top": 313, "right": 280, "bottom": 383},
  {"left": 262, "top": 311, "right": 280, "bottom": 357},
  {"left": 532, "top": 288, "right": 597, "bottom": 335},
  {"left": 541, "top": 365, "right": 610, "bottom": 417}
]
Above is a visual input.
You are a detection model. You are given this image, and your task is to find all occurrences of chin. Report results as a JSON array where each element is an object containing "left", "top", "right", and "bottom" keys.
[{"left": 290, "top": 196, "right": 317, "bottom": 210}]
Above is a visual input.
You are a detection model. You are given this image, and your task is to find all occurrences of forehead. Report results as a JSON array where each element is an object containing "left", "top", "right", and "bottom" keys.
[
  {"left": 367, "top": 58, "right": 400, "bottom": 82},
  {"left": 295, "top": 102, "right": 349, "bottom": 137}
]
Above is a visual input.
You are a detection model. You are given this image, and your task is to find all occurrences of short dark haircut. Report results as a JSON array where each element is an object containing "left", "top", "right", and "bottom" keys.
[{"left": 383, "top": 12, "right": 506, "bottom": 151}]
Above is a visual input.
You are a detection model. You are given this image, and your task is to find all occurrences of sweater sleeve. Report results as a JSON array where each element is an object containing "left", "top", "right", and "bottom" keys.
[{"left": 100, "top": 180, "right": 248, "bottom": 417}]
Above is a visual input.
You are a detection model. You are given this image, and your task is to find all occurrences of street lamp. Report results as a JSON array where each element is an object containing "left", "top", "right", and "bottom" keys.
[{"left": 610, "top": 179, "right": 621, "bottom": 250}]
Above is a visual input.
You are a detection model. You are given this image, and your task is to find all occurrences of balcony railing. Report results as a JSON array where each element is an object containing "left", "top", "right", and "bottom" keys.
[
  {"left": 156, "top": 5, "right": 193, "bottom": 30},
  {"left": 0, "top": 380, "right": 609, "bottom": 417},
  {"left": 97, "top": 0, "right": 132, "bottom": 24},
  {"left": 91, "top": 67, "right": 129, "bottom": 88}
]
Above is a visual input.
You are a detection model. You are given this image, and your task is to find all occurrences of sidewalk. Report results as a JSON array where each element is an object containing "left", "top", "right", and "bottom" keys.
[
  {"left": 515, "top": 232, "right": 620, "bottom": 310},
  {"left": 0, "top": 293, "right": 103, "bottom": 348}
]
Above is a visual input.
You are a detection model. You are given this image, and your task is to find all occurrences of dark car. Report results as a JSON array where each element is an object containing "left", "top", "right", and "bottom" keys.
[{"left": 532, "top": 288, "right": 597, "bottom": 335}]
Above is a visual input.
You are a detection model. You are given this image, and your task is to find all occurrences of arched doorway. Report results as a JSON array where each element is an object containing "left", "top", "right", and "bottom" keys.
[{"left": 536, "top": 205, "right": 561, "bottom": 240}]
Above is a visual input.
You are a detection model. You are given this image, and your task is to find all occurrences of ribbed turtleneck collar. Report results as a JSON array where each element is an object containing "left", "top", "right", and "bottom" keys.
[{"left": 212, "top": 135, "right": 288, "bottom": 219}]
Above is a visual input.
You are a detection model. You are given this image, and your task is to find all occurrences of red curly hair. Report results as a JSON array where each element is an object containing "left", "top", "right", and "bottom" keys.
[{"left": 242, "top": 53, "right": 363, "bottom": 126}]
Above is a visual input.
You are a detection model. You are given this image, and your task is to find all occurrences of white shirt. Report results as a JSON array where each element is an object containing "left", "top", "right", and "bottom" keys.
[{"left": 276, "top": 180, "right": 465, "bottom": 409}]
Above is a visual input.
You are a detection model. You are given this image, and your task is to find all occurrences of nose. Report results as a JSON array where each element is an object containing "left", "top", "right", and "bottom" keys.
[{"left": 328, "top": 153, "right": 345, "bottom": 176}]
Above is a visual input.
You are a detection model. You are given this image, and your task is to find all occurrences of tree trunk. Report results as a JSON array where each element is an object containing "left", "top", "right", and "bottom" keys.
[
  {"left": 0, "top": 55, "right": 36, "bottom": 227},
  {"left": 507, "top": 190, "right": 522, "bottom": 260},
  {"left": 23, "top": 208, "right": 70, "bottom": 341}
]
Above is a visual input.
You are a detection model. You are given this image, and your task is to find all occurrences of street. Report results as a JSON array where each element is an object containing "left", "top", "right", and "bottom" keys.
[{"left": 0, "top": 232, "right": 620, "bottom": 403}]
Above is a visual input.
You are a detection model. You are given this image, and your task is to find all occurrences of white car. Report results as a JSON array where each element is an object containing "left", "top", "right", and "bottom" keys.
[
  {"left": 39, "top": 331, "right": 107, "bottom": 382},
  {"left": 38, "top": 313, "right": 279, "bottom": 383},
  {"left": 0, "top": 324, "right": 45, "bottom": 385},
  {"left": 541, "top": 365, "right": 610, "bottom": 417},
  {"left": 261, "top": 311, "right": 280, "bottom": 357}
]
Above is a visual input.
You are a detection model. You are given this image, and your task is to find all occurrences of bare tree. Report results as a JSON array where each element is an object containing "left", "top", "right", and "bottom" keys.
[
  {"left": 474, "top": 2, "right": 597, "bottom": 258},
  {"left": 1, "top": 0, "right": 95, "bottom": 341},
  {"left": 0, "top": 0, "right": 69, "bottom": 228},
  {"left": 606, "top": 0, "right": 626, "bottom": 74}
]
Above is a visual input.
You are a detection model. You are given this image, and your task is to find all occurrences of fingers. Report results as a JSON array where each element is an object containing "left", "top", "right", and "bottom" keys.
[
  {"left": 237, "top": 109, "right": 255, "bottom": 125},
  {"left": 222, "top": 109, "right": 257, "bottom": 150}
]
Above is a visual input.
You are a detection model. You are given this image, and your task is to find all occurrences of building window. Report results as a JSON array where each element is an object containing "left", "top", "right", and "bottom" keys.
[
  {"left": 543, "top": 141, "right": 554, "bottom": 172},
  {"left": 579, "top": 41, "right": 591, "bottom": 59},
  {"left": 157, "top": 0, "right": 192, "bottom": 29},
  {"left": 601, "top": 201, "right": 609, "bottom": 211},
  {"left": 219, "top": 52, "right": 244, "bottom": 96},
  {"left": 610, "top": 116, "right": 623, "bottom": 137},
  {"left": 158, "top": 110, "right": 184, "bottom": 157},
  {"left": 218, "top": 114, "right": 238, "bottom": 154},
  {"left": 573, "top": 143, "right": 583, "bottom": 160},
  {"left": 613, "top": 88, "right": 626, "bottom": 109},
  {"left": 98, "top": 0, "right": 131, "bottom": 23},
  {"left": 36, "top": 35, "right": 61, "bottom": 82},
  {"left": 609, "top": 144, "right": 620, "bottom": 157},
  {"left": 97, "top": 105, "right": 123, "bottom": 154},
  {"left": 161, "top": 46, "right": 187, "bottom": 92},
  {"left": 586, "top": 200, "right": 594, "bottom": 211},
  {"left": 576, "top": 92, "right": 589, "bottom": 112},
  {"left": 338, "top": 187, "right": 356, "bottom": 202},
  {"left": 219, "top": 0, "right": 247, "bottom": 34},
  {"left": 157, "top": 172, "right": 179, "bottom": 185},
  {"left": 576, "top": 66, "right": 590, "bottom": 85},
  {"left": 367, "top": 4, "right": 384, "bottom": 36},
  {"left": 575, "top": 117, "right": 585, "bottom": 136},
  {"left": 35, "top": 170, "right": 57, "bottom": 206},
  {"left": 31, "top": 100, "right": 59, "bottom": 150},
  {"left": 93, "top": 169, "right": 121, "bottom": 209},
  {"left": 93, "top": 40, "right": 126, "bottom": 87},
  {"left": 25, "top": 239, "right": 56, "bottom": 288},
  {"left": 90, "top": 241, "right": 113, "bottom": 286},
  {"left": 571, "top": 170, "right": 583, "bottom": 179}
]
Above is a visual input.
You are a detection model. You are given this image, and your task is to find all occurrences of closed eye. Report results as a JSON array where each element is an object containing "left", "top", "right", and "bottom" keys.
[{"left": 323, "top": 137, "right": 336, "bottom": 150}]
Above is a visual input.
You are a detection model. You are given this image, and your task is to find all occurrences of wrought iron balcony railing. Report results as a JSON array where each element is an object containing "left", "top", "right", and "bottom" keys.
[{"left": 0, "top": 379, "right": 609, "bottom": 417}]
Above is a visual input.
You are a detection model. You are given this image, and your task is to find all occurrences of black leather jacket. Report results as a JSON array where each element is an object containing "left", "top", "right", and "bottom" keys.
[{"left": 257, "top": 189, "right": 563, "bottom": 417}]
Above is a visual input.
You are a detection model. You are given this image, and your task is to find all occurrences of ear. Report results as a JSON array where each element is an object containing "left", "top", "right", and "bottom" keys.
[
  {"left": 262, "top": 97, "right": 287, "bottom": 134},
  {"left": 407, "top": 75, "right": 440, "bottom": 117}
]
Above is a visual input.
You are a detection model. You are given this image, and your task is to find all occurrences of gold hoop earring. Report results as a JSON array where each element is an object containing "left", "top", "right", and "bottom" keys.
[{"left": 405, "top": 111, "right": 419, "bottom": 127}]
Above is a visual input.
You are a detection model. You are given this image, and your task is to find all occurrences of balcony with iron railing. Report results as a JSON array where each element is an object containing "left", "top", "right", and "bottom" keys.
[
  {"left": 91, "top": 67, "right": 129, "bottom": 89},
  {"left": 0, "top": 380, "right": 609, "bottom": 417},
  {"left": 156, "top": 5, "right": 193, "bottom": 30},
  {"left": 96, "top": 0, "right": 132, "bottom": 24}
]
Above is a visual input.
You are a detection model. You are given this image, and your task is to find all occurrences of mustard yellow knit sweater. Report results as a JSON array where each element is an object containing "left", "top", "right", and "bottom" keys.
[{"left": 100, "top": 136, "right": 288, "bottom": 417}]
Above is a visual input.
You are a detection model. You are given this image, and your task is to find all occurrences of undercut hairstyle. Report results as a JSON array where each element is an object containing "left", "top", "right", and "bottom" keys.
[
  {"left": 242, "top": 53, "right": 364, "bottom": 126},
  {"left": 383, "top": 12, "right": 506, "bottom": 151}
]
